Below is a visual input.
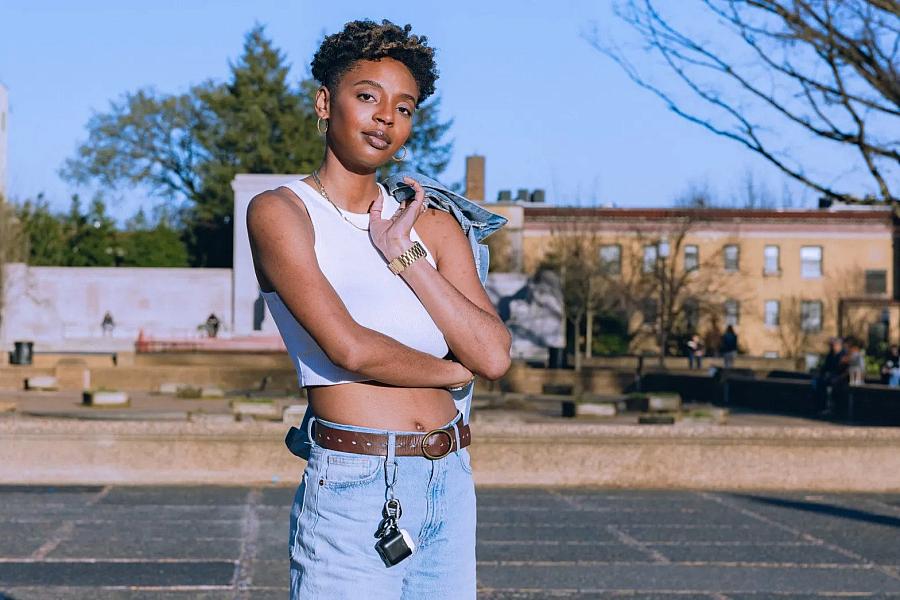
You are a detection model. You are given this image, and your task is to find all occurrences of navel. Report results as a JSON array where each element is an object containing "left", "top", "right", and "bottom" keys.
[{"left": 414, "top": 421, "right": 426, "bottom": 432}]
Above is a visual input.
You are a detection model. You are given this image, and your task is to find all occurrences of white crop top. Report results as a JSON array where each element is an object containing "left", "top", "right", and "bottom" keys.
[{"left": 260, "top": 179, "right": 449, "bottom": 388}]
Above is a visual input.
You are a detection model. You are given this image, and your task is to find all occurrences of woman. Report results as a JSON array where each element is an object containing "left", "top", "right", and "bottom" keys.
[{"left": 246, "top": 19, "right": 511, "bottom": 599}]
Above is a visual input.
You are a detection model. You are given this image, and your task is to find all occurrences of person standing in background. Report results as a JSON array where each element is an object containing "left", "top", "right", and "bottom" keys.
[
  {"left": 847, "top": 338, "right": 865, "bottom": 386},
  {"left": 815, "top": 337, "right": 848, "bottom": 415},
  {"left": 101, "top": 311, "right": 115, "bottom": 337},
  {"left": 720, "top": 325, "right": 738, "bottom": 369},
  {"left": 686, "top": 334, "right": 704, "bottom": 369},
  {"left": 205, "top": 313, "right": 221, "bottom": 338},
  {"left": 880, "top": 345, "right": 900, "bottom": 387}
]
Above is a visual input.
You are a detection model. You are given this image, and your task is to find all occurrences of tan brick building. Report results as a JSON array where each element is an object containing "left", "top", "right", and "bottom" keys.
[{"left": 483, "top": 200, "right": 899, "bottom": 359}]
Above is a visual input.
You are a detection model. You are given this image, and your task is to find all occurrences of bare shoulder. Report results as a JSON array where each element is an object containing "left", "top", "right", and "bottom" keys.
[
  {"left": 246, "top": 186, "right": 311, "bottom": 240},
  {"left": 414, "top": 207, "right": 467, "bottom": 264}
]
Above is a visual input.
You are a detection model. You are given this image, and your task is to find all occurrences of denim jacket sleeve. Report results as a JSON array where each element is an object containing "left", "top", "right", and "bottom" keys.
[{"left": 285, "top": 172, "right": 507, "bottom": 460}]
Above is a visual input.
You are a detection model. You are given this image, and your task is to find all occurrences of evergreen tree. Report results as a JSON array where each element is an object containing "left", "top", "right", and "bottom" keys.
[
  {"left": 66, "top": 195, "right": 119, "bottom": 267},
  {"left": 119, "top": 226, "right": 189, "bottom": 267},
  {"left": 15, "top": 194, "right": 71, "bottom": 266},
  {"left": 120, "top": 205, "right": 190, "bottom": 267},
  {"left": 188, "top": 24, "right": 322, "bottom": 267}
]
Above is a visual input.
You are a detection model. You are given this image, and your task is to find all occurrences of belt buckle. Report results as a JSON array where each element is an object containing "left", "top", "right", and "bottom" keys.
[{"left": 421, "top": 428, "right": 453, "bottom": 460}]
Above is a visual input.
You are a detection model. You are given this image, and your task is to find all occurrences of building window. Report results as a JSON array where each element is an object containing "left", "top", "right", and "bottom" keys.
[
  {"left": 800, "top": 300, "right": 823, "bottom": 332},
  {"left": 764, "top": 300, "right": 780, "bottom": 327},
  {"left": 641, "top": 298, "right": 658, "bottom": 324},
  {"left": 683, "top": 297, "right": 700, "bottom": 331},
  {"left": 764, "top": 245, "right": 780, "bottom": 275},
  {"left": 724, "top": 244, "right": 740, "bottom": 272},
  {"left": 865, "top": 270, "right": 887, "bottom": 295},
  {"left": 642, "top": 245, "right": 658, "bottom": 274},
  {"left": 724, "top": 299, "right": 740, "bottom": 326},
  {"left": 800, "top": 246, "right": 822, "bottom": 278},
  {"left": 599, "top": 244, "right": 621, "bottom": 275},
  {"left": 684, "top": 245, "right": 699, "bottom": 272}
]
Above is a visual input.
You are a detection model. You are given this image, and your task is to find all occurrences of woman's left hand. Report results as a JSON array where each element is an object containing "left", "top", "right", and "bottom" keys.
[{"left": 368, "top": 176, "right": 427, "bottom": 259}]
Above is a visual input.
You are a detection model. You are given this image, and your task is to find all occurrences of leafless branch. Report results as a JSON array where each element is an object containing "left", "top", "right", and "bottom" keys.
[{"left": 589, "top": 0, "right": 899, "bottom": 202}]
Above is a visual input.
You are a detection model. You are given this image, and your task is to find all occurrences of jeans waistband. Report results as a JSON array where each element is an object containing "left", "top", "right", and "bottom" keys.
[{"left": 311, "top": 411, "right": 463, "bottom": 438}]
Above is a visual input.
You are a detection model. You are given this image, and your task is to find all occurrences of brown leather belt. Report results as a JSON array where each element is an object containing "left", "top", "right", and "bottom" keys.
[{"left": 313, "top": 419, "right": 471, "bottom": 460}]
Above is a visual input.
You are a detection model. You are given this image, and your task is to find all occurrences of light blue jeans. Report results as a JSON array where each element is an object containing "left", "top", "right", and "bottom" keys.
[{"left": 289, "top": 413, "right": 477, "bottom": 599}]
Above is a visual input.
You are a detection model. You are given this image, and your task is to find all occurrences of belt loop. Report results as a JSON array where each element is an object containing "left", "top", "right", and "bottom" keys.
[
  {"left": 306, "top": 415, "right": 317, "bottom": 446},
  {"left": 386, "top": 432, "right": 397, "bottom": 464},
  {"left": 451, "top": 421, "right": 461, "bottom": 451},
  {"left": 384, "top": 432, "right": 398, "bottom": 496}
]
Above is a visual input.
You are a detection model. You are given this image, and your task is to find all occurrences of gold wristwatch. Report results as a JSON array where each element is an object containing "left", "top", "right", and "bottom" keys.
[{"left": 387, "top": 241, "right": 427, "bottom": 275}]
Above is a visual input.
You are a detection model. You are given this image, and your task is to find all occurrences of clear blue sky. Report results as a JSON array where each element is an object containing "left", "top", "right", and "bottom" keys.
[{"left": 0, "top": 0, "right": 852, "bottom": 222}]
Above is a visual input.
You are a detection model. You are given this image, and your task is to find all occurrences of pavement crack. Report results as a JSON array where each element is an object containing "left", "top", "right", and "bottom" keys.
[
  {"left": 545, "top": 489, "right": 583, "bottom": 510},
  {"left": 606, "top": 524, "right": 671, "bottom": 564},
  {"left": 88, "top": 485, "right": 112, "bottom": 505},
  {"left": 232, "top": 487, "right": 261, "bottom": 599},
  {"left": 29, "top": 520, "right": 74, "bottom": 560}
]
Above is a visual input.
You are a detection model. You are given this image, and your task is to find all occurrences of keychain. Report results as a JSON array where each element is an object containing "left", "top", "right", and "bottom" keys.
[{"left": 374, "top": 463, "right": 415, "bottom": 567}]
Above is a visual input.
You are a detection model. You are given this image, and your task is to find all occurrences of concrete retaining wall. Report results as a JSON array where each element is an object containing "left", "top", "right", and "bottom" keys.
[
  {"left": 0, "top": 263, "right": 233, "bottom": 350},
  {"left": 89, "top": 366, "right": 299, "bottom": 393},
  {"left": 3, "top": 419, "right": 900, "bottom": 491}
]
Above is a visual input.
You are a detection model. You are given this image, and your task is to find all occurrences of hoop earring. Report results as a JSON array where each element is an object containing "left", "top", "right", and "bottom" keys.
[
  {"left": 317, "top": 117, "right": 328, "bottom": 136},
  {"left": 392, "top": 145, "right": 408, "bottom": 162}
]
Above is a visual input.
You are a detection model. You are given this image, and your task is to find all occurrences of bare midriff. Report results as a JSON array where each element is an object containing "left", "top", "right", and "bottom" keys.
[{"left": 308, "top": 381, "right": 459, "bottom": 432}]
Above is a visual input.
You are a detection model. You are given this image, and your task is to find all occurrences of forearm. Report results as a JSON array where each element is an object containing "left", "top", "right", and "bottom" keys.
[
  {"left": 341, "top": 325, "right": 471, "bottom": 388},
  {"left": 397, "top": 258, "right": 511, "bottom": 379}
]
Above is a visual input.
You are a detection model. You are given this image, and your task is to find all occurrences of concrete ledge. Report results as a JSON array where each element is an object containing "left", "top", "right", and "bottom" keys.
[{"left": 2, "top": 418, "right": 900, "bottom": 491}]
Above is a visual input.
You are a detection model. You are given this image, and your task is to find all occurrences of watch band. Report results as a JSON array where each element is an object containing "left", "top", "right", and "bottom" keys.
[{"left": 387, "top": 241, "right": 427, "bottom": 275}]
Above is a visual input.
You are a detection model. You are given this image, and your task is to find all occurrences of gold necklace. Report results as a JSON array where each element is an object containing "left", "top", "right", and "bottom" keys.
[{"left": 311, "top": 170, "right": 370, "bottom": 232}]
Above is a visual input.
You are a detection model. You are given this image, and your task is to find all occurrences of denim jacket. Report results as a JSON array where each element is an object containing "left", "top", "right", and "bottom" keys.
[{"left": 286, "top": 171, "right": 508, "bottom": 460}]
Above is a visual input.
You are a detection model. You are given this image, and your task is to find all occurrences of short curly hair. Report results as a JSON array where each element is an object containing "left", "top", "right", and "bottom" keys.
[{"left": 311, "top": 19, "right": 438, "bottom": 105}]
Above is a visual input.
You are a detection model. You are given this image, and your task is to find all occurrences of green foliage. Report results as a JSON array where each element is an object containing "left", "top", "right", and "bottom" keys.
[
  {"left": 12, "top": 195, "right": 189, "bottom": 267},
  {"left": 119, "top": 226, "right": 189, "bottom": 268},
  {"left": 67, "top": 195, "right": 119, "bottom": 266},
  {"left": 188, "top": 25, "right": 324, "bottom": 266},
  {"left": 60, "top": 90, "right": 206, "bottom": 202},
  {"left": 14, "top": 194, "right": 70, "bottom": 266},
  {"left": 592, "top": 312, "right": 631, "bottom": 356}
]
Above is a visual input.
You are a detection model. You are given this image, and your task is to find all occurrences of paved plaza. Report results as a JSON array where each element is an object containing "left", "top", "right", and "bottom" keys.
[{"left": 0, "top": 486, "right": 899, "bottom": 598}]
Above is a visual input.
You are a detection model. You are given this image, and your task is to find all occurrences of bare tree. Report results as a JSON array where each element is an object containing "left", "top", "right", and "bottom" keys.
[
  {"left": 674, "top": 180, "right": 717, "bottom": 208},
  {"left": 540, "top": 225, "right": 622, "bottom": 372},
  {"left": 825, "top": 265, "right": 874, "bottom": 342},
  {"left": 777, "top": 295, "right": 823, "bottom": 359},
  {"left": 541, "top": 213, "right": 744, "bottom": 365},
  {"left": 733, "top": 168, "right": 778, "bottom": 209},
  {"left": 622, "top": 216, "right": 741, "bottom": 364},
  {"left": 590, "top": 0, "right": 899, "bottom": 203}
]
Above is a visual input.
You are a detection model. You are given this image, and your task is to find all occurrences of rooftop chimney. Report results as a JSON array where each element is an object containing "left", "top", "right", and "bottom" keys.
[{"left": 465, "top": 155, "right": 485, "bottom": 202}]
